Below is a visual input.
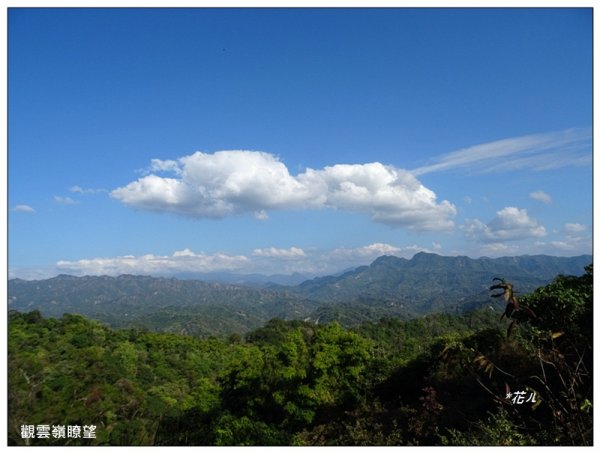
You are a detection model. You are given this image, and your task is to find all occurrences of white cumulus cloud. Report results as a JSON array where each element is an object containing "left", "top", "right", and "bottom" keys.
[
  {"left": 51, "top": 242, "right": 445, "bottom": 279},
  {"left": 328, "top": 242, "right": 401, "bottom": 259},
  {"left": 462, "top": 207, "right": 546, "bottom": 243},
  {"left": 533, "top": 223, "right": 591, "bottom": 255},
  {"left": 56, "top": 249, "right": 249, "bottom": 276},
  {"left": 111, "top": 150, "right": 456, "bottom": 231},
  {"left": 326, "top": 242, "right": 442, "bottom": 263}
]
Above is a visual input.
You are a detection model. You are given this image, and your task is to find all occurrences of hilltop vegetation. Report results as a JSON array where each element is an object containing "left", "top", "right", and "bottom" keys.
[{"left": 8, "top": 265, "right": 593, "bottom": 445}]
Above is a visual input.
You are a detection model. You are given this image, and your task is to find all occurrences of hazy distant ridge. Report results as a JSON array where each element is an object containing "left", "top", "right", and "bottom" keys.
[{"left": 8, "top": 253, "right": 591, "bottom": 336}]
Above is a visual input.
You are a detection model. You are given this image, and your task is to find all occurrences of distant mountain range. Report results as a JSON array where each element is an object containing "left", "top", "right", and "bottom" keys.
[
  {"left": 8, "top": 253, "right": 592, "bottom": 336},
  {"left": 292, "top": 252, "right": 592, "bottom": 315},
  {"left": 8, "top": 274, "right": 319, "bottom": 336}
]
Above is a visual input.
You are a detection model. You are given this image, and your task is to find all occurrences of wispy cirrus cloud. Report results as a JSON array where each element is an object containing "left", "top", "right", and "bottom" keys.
[
  {"left": 54, "top": 196, "right": 78, "bottom": 205},
  {"left": 411, "top": 127, "right": 591, "bottom": 176},
  {"left": 529, "top": 190, "right": 552, "bottom": 204},
  {"left": 13, "top": 204, "right": 35, "bottom": 213},
  {"left": 563, "top": 223, "right": 587, "bottom": 234},
  {"left": 69, "top": 185, "right": 107, "bottom": 195},
  {"left": 252, "top": 247, "right": 306, "bottom": 258}
]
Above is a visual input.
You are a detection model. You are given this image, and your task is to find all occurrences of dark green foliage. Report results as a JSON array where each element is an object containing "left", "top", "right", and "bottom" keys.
[
  {"left": 521, "top": 264, "right": 592, "bottom": 340},
  {"left": 8, "top": 265, "right": 593, "bottom": 445}
]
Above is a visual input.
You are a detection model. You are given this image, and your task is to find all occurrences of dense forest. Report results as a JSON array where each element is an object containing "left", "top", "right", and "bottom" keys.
[{"left": 8, "top": 266, "right": 593, "bottom": 445}]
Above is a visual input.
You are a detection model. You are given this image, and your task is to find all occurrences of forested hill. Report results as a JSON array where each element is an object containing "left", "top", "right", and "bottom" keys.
[
  {"left": 8, "top": 275, "right": 319, "bottom": 336},
  {"left": 8, "top": 253, "right": 591, "bottom": 336},
  {"left": 293, "top": 253, "right": 591, "bottom": 312}
]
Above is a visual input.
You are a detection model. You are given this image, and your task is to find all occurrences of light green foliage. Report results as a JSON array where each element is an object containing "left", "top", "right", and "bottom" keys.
[
  {"left": 112, "top": 341, "right": 138, "bottom": 377},
  {"left": 309, "top": 322, "right": 372, "bottom": 406},
  {"left": 213, "top": 414, "right": 286, "bottom": 446},
  {"left": 8, "top": 311, "right": 236, "bottom": 445}
]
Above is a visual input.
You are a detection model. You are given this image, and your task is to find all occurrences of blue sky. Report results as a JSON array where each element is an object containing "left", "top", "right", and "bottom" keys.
[{"left": 8, "top": 8, "right": 593, "bottom": 279}]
